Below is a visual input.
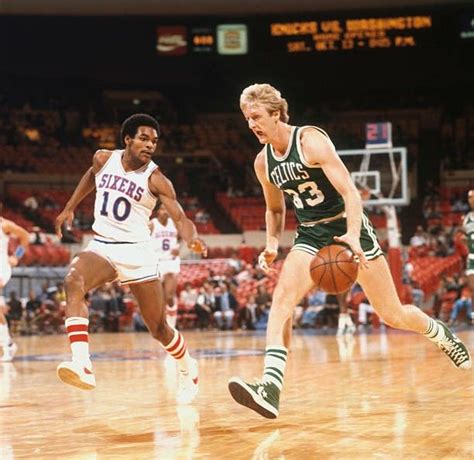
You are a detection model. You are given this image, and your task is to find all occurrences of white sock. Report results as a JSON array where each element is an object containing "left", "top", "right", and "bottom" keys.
[
  {"left": 162, "top": 329, "right": 190, "bottom": 371},
  {"left": 0, "top": 323, "right": 12, "bottom": 349},
  {"left": 263, "top": 345, "right": 288, "bottom": 391},
  {"left": 65, "top": 317, "right": 92, "bottom": 368},
  {"left": 424, "top": 318, "right": 445, "bottom": 343}
]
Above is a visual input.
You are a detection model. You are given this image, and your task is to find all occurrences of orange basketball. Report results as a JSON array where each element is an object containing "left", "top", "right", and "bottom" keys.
[{"left": 309, "top": 244, "right": 359, "bottom": 294}]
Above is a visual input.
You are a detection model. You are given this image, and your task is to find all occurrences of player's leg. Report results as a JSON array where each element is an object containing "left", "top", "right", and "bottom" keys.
[
  {"left": 0, "top": 294, "right": 17, "bottom": 363},
  {"left": 228, "top": 250, "right": 314, "bottom": 418},
  {"left": 468, "top": 273, "right": 474, "bottom": 323},
  {"left": 0, "top": 264, "right": 16, "bottom": 362},
  {"left": 357, "top": 255, "right": 471, "bottom": 369},
  {"left": 336, "top": 290, "right": 355, "bottom": 336},
  {"left": 57, "top": 252, "right": 117, "bottom": 389},
  {"left": 163, "top": 273, "right": 178, "bottom": 329},
  {"left": 130, "top": 280, "right": 198, "bottom": 404}
]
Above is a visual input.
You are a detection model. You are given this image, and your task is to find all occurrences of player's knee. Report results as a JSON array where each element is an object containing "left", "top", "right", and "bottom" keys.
[
  {"left": 273, "top": 285, "right": 299, "bottom": 312},
  {"left": 64, "top": 268, "right": 85, "bottom": 295},
  {"left": 378, "top": 311, "right": 404, "bottom": 329}
]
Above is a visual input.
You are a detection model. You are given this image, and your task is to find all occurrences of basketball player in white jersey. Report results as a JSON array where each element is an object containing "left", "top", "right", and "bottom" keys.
[
  {"left": 55, "top": 114, "right": 207, "bottom": 404},
  {"left": 0, "top": 203, "right": 30, "bottom": 362},
  {"left": 150, "top": 203, "right": 180, "bottom": 329}
]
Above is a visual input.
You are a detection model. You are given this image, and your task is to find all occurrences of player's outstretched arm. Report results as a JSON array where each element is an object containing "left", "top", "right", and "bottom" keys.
[
  {"left": 254, "top": 150, "right": 286, "bottom": 273},
  {"left": 2, "top": 218, "right": 30, "bottom": 267},
  {"left": 55, "top": 150, "right": 111, "bottom": 237},
  {"left": 149, "top": 169, "right": 207, "bottom": 256},
  {"left": 301, "top": 128, "right": 368, "bottom": 267}
]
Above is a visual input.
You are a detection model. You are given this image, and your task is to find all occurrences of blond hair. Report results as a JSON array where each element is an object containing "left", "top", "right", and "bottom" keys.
[{"left": 240, "top": 83, "right": 289, "bottom": 123}]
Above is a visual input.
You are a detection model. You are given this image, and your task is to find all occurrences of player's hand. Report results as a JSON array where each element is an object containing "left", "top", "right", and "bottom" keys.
[
  {"left": 257, "top": 248, "right": 278, "bottom": 274},
  {"left": 188, "top": 238, "right": 207, "bottom": 257},
  {"left": 55, "top": 209, "right": 74, "bottom": 238},
  {"left": 8, "top": 256, "right": 19, "bottom": 267},
  {"left": 333, "top": 233, "right": 368, "bottom": 269}
]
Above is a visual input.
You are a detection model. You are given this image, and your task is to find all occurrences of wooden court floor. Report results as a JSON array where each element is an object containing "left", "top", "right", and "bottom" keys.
[{"left": 0, "top": 328, "right": 473, "bottom": 459}]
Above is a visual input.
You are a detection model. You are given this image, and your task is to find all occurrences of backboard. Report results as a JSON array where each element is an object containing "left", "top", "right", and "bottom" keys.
[{"left": 337, "top": 147, "right": 410, "bottom": 206}]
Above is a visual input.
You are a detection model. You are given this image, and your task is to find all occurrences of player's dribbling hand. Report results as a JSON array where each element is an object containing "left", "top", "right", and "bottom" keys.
[
  {"left": 257, "top": 248, "right": 278, "bottom": 274},
  {"left": 55, "top": 209, "right": 74, "bottom": 238},
  {"left": 188, "top": 238, "right": 207, "bottom": 257},
  {"left": 333, "top": 233, "right": 369, "bottom": 269}
]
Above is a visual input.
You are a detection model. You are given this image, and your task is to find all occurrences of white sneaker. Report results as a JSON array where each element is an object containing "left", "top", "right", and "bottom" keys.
[
  {"left": 177, "top": 358, "right": 199, "bottom": 404},
  {"left": 1, "top": 342, "right": 18, "bottom": 362},
  {"left": 346, "top": 324, "right": 356, "bottom": 335},
  {"left": 57, "top": 361, "right": 96, "bottom": 390}
]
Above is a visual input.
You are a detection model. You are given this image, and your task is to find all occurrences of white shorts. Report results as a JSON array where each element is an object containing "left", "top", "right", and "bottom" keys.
[
  {"left": 85, "top": 238, "right": 160, "bottom": 285},
  {"left": 0, "top": 262, "right": 12, "bottom": 288},
  {"left": 159, "top": 258, "right": 180, "bottom": 276}
]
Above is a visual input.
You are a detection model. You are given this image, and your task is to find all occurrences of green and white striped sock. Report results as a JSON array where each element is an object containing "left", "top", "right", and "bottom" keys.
[
  {"left": 263, "top": 345, "right": 288, "bottom": 391},
  {"left": 424, "top": 318, "right": 445, "bottom": 343}
]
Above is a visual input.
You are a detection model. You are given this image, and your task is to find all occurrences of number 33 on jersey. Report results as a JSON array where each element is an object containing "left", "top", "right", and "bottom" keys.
[{"left": 265, "top": 126, "right": 345, "bottom": 222}]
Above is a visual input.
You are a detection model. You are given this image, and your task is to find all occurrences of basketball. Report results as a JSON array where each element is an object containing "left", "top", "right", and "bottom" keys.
[{"left": 309, "top": 244, "right": 359, "bottom": 294}]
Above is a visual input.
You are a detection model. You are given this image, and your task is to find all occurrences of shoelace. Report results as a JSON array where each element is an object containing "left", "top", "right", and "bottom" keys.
[{"left": 439, "top": 338, "right": 469, "bottom": 365}]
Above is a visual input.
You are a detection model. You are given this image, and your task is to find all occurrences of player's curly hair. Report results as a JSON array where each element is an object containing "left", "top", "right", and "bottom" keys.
[
  {"left": 240, "top": 83, "right": 289, "bottom": 122},
  {"left": 120, "top": 113, "right": 161, "bottom": 146}
]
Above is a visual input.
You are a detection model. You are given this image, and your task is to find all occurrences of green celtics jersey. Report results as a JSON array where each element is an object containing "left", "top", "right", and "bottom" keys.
[
  {"left": 463, "top": 212, "right": 474, "bottom": 254},
  {"left": 265, "top": 126, "right": 344, "bottom": 224}
]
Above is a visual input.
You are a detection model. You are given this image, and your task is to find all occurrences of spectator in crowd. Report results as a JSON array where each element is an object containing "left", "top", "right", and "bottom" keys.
[
  {"left": 239, "top": 294, "right": 258, "bottom": 330},
  {"left": 410, "top": 225, "right": 428, "bottom": 248},
  {"left": 194, "top": 282, "right": 216, "bottom": 329},
  {"left": 6, "top": 291, "right": 23, "bottom": 334},
  {"left": 30, "top": 226, "right": 45, "bottom": 245},
  {"left": 300, "top": 290, "right": 326, "bottom": 328},
  {"left": 25, "top": 289, "right": 41, "bottom": 334},
  {"left": 214, "top": 282, "right": 238, "bottom": 330},
  {"left": 448, "top": 283, "right": 473, "bottom": 326}
]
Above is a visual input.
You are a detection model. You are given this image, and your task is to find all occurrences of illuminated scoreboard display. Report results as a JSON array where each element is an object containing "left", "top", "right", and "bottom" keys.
[{"left": 269, "top": 15, "right": 434, "bottom": 53}]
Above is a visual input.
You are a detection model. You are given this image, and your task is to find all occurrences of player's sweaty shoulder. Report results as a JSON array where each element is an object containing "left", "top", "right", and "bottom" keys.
[
  {"left": 254, "top": 148, "right": 267, "bottom": 174},
  {"left": 93, "top": 149, "right": 113, "bottom": 168}
]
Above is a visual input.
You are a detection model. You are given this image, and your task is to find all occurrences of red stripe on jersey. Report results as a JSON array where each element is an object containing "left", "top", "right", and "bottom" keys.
[
  {"left": 69, "top": 334, "right": 89, "bottom": 343},
  {"left": 67, "top": 324, "right": 88, "bottom": 333}
]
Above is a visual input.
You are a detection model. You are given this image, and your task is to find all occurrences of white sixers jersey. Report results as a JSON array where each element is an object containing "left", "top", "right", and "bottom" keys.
[
  {"left": 150, "top": 217, "right": 178, "bottom": 260},
  {"left": 93, "top": 150, "right": 159, "bottom": 242},
  {"left": 0, "top": 220, "right": 8, "bottom": 264}
]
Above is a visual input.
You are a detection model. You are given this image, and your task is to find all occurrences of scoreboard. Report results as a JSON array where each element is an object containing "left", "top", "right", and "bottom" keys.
[
  {"left": 155, "top": 9, "right": 472, "bottom": 56},
  {"left": 270, "top": 15, "right": 433, "bottom": 53}
]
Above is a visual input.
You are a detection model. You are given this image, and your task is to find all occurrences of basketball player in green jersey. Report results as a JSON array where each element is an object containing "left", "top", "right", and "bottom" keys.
[
  {"left": 463, "top": 190, "right": 474, "bottom": 318},
  {"left": 228, "top": 83, "right": 472, "bottom": 419}
]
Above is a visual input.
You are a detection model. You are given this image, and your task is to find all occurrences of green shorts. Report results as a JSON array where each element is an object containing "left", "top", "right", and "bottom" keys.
[
  {"left": 467, "top": 255, "right": 474, "bottom": 276},
  {"left": 292, "top": 213, "right": 383, "bottom": 261}
]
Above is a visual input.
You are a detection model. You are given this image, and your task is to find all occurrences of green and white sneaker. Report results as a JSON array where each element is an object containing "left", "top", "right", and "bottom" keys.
[
  {"left": 228, "top": 377, "right": 280, "bottom": 419},
  {"left": 435, "top": 320, "right": 472, "bottom": 370}
]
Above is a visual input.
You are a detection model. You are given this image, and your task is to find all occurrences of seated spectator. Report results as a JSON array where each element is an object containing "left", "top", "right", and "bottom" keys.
[
  {"left": 194, "top": 282, "right": 215, "bottom": 330},
  {"left": 30, "top": 226, "right": 45, "bottom": 245},
  {"left": 301, "top": 290, "right": 327, "bottom": 328},
  {"left": 24, "top": 195, "right": 39, "bottom": 211},
  {"left": 6, "top": 291, "right": 23, "bottom": 334},
  {"left": 239, "top": 294, "right": 257, "bottom": 330},
  {"left": 132, "top": 306, "right": 148, "bottom": 332},
  {"left": 448, "top": 285, "right": 473, "bottom": 326},
  {"left": 411, "top": 226, "right": 427, "bottom": 246},
  {"left": 179, "top": 283, "right": 198, "bottom": 312},
  {"left": 214, "top": 282, "right": 237, "bottom": 330},
  {"left": 25, "top": 289, "right": 41, "bottom": 334}
]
